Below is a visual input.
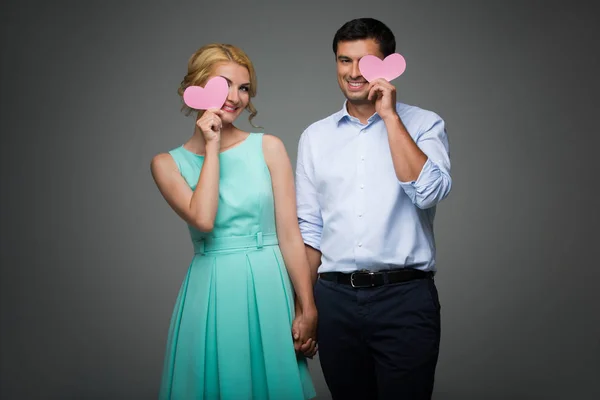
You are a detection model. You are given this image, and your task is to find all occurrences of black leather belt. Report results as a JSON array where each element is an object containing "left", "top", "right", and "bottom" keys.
[{"left": 319, "top": 268, "right": 433, "bottom": 288}]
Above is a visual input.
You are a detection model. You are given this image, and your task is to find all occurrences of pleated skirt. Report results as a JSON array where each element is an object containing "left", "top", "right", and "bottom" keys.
[{"left": 159, "top": 244, "right": 316, "bottom": 399}]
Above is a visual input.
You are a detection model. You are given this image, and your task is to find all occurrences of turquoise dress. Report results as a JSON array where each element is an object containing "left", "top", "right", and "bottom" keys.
[{"left": 159, "top": 133, "right": 316, "bottom": 400}]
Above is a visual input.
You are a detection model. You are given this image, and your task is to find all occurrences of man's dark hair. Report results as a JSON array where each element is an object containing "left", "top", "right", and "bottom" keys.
[{"left": 332, "top": 18, "right": 396, "bottom": 57}]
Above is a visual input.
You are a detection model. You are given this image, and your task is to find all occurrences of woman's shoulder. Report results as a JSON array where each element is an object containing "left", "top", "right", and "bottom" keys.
[
  {"left": 260, "top": 133, "right": 291, "bottom": 170},
  {"left": 150, "top": 145, "right": 187, "bottom": 176},
  {"left": 261, "top": 133, "right": 287, "bottom": 155},
  {"left": 151, "top": 151, "right": 175, "bottom": 169}
]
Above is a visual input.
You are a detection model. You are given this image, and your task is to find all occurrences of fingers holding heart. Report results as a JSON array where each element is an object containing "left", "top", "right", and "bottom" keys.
[
  {"left": 197, "top": 109, "right": 223, "bottom": 141},
  {"left": 202, "top": 113, "right": 222, "bottom": 132},
  {"left": 367, "top": 79, "right": 395, "bottom": 101},
  {"left": 358, "top": 52, "right": 403, "bottom": 113},
  {"left": 367, "top": 79, "right": 397, "bottom": 119},
  {"left": 184, "top": 76, "right": 228, "bottom": 142},
  {"left": 367, "top": 83, "right": 381, "bottom": 101}
]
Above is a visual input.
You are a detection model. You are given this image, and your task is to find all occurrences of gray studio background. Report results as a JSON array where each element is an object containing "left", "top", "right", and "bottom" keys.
[{"left": 1, "top": 1, "right": 599, "bottom": 399}]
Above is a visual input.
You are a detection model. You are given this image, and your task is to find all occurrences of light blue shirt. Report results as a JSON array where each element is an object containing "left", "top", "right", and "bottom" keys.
[{"left": 296, "top": 101, "right": 452, "bottom": 273}]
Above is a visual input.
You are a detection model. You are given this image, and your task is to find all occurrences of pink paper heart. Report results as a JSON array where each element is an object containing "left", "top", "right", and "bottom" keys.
[
  {"left": 358, "top": 53, "right": 406, "bottom": 82},
  {"left": 183, "top": 76, "right": 228, "bottom": 110}
]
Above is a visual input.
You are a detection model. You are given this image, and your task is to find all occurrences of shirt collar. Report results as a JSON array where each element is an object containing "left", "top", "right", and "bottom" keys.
[
  {"left": 334, "top": 100, "right": 381, "bottom": 126},
  {"left": 333, "top": 101, "right": 350, "bottom": 125}
]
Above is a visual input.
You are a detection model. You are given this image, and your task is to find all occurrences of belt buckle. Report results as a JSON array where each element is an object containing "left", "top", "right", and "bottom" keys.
[{"left": 350, "top": 270, "right": 375, "bottom": 288}]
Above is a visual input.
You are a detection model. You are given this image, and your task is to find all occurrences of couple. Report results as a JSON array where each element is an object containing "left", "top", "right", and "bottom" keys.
[{"left": 152, "top": 17, "right": 452, "bottom": 400}]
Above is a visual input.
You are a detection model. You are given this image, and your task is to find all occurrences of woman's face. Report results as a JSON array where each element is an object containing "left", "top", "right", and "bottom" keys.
[{"left": 210, "top": 61, "right": 251, "bottom": 124}]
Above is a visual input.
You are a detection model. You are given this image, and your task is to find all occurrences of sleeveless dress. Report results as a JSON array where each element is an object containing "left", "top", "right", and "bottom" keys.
[{"left": 158, "top": 133, "right": 316, "bottom": 400}]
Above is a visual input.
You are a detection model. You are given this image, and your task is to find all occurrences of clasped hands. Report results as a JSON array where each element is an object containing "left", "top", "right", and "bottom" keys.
[{"left": 291, "top": 303, "right": 318, "bottom": 359}]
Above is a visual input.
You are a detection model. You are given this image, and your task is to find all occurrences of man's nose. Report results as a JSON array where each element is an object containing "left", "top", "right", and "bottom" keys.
[{"left": 350, "top": 62, "right": 361, "bottom": 79}]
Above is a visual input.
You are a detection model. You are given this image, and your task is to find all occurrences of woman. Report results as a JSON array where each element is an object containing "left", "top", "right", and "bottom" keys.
[{"left": 151, "top": 43, "right": 317, "bottom": 399}]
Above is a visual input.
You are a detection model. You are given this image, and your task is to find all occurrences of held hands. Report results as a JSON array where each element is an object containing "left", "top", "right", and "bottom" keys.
[
  {"left": 367, "top": 78, "right": 398, "bottom": 121},
  {"left": 196, "top": 108, "right": 224, "bottom": 143},
  {"left": 292, "top": 305, "right": 318, "bottom": 358}
]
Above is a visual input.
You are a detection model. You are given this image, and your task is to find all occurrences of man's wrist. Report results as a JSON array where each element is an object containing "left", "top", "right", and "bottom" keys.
[{"left": 382, "top": 111, "right": 401, "bottom": 125}]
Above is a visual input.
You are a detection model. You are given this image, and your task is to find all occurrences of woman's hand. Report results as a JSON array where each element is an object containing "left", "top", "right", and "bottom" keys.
[
  {"left": 196, "top": 108, "right": 223, "bottom": 143},
  {"left": 292, "top": 306, "right": 318, "bottom": 358}
]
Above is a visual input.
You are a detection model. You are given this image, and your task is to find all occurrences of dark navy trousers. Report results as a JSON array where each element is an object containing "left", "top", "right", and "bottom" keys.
[{"left": 315, "top": 275, "right": 441, "bottom": 400}]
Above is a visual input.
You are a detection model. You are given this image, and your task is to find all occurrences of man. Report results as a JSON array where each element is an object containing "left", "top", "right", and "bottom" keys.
[{"left": 295, "top": 18, "right": 452, "bottom": 399}]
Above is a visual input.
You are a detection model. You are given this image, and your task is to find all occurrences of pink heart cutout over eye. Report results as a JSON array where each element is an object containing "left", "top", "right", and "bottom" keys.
[
  {"left": 183, "top": 76, "right": 228, "bottom": 110},
  {"left": 358, "top": 53, "right": 407, "bottom": 82}
]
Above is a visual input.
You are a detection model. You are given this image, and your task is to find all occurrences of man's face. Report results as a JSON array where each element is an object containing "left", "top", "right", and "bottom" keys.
[{"left": 336, "top": 38, "right": 384, "bottom": 103}]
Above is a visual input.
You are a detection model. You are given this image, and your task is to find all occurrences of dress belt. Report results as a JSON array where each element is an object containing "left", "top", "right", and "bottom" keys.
[{"left": 193, "top": 232, "right": 278, "bottom": 255}]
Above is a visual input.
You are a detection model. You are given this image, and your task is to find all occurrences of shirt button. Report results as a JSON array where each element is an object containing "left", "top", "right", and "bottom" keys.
[
  {"left": 360, "top": 184, "right": 364, "bottom": 189},
  {"left": 358, "top": 242, "right": 362, "bottom": 247},
  {"left": 361, "top": 155, "right": 365, "bottom": 161},
  {"left": 358, "top": 213, "right": 362, "bottom": 217}
]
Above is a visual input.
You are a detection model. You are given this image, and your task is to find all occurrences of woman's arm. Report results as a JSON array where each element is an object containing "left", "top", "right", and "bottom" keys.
[
  {"left": 262, "top": 134, "right": 317, "bottom": 324},
  {"left": 150, "top": 111, "right": 222, "bottom": 231}
]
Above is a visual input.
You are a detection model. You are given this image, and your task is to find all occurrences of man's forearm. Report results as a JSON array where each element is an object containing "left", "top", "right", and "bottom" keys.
[
  {"left": 305, "top": 244, "right": 321, "bottom": 284},
  {"left": 384, "top": 114, "right": 427, "bottom": 182},
  {"left": 294, "top": 244, "right": 321, "bottom": 315}
]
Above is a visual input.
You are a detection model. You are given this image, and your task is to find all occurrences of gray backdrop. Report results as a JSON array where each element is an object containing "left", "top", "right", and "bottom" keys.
[{"left": 1, "top": 0, "right": 599, "bottom": 399}]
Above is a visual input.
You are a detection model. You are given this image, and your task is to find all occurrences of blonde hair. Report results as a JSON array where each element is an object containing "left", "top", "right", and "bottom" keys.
[{"left": 178, "top": 43, "right": 259, "bottom": 127}]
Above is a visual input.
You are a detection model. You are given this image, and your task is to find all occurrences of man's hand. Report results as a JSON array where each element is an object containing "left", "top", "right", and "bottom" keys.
[
  {"left": 292, "top": 309, "right": 318, "bottom": 358},
  {"left": 367, "top": 78, "right": 398, "bottom": 121}
]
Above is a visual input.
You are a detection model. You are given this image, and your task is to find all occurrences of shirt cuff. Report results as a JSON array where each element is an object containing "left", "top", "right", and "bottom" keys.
[
  {"left": 398, "top": 158, "right": 439, "bottom": 198},
  {"left": 399, "top": 157, "right": 434, "bottom": 185},
  {"left": 299, "top": 223, "right": 321, "bottom": 251}
]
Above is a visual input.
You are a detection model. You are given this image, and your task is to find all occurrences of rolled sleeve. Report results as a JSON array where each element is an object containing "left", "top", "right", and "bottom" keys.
[
  {"left": 399, "top": 116, "right": 452, "bottom": 209},
  {"left": 296, "top": 131, "right": 323, "bottom": 250}
]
